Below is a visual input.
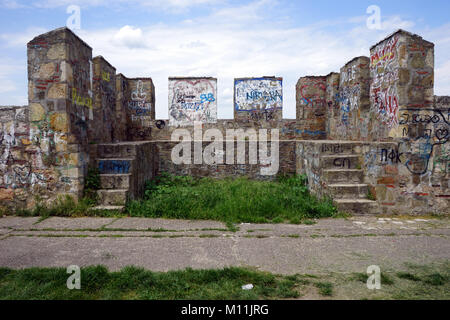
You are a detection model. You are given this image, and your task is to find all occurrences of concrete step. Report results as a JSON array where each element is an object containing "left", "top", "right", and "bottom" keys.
[
  {"left": 99, "top": 174, "right": 131, "bottom": 189},
  {"left": 334, "top": 199, "right": 379, "bottom": 215},
  {"left": 327, "top": 183, "right": 368, "bottom": 199},
  {"left": 320, "top": 142, "right": 363, "bottom": 155},
  {"left": 320, "top": 155, "right": 361, "bottom": 170},
  {"left": 97, "top": 189, "right": 129, "bottom": 206},
  {"left": 97, "top": 143, "right": 138, "bottom": 159},
  {"left": 97, "top": 158, "right": 134, "bottom": 174},
  {"left": 323, "top": 169, "right": 364, "bottom": 184}
]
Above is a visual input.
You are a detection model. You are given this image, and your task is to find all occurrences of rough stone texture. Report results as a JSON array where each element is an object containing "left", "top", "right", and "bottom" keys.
[
  {"left": 1, "top": 217, "right": 449, "bottom": 274},
  {"left": 125, "top": 77, "right": 155, "bottom": 141},
  {"left": 0, "top": 28, "right": 448, "bottom": 215},
  {"left": 234, "top": 77, "right": 283, "bottom": 122},
  {"left": 368, "top": 30, "right": 434, "bottom": 140},
  {"left": 168, "top": 77, "right": 217, "bottom": 127},
  {"left": 90, "top": 56, "right": 116, "bottom": 143},
  {"left": 331, "top": 57, "right": 371, "bottom": 141},
  {"left": 296, "top": 76, "right": 328, "bottom": 139}
]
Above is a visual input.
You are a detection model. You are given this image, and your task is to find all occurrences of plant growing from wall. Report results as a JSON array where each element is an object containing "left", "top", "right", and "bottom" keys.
[{"left": 84, "top": 167, "right": 101, "bottom": 203}]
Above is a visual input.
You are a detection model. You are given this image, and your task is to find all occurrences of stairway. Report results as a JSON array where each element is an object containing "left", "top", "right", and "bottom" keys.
[
  {"left": 91, "top": 141, "right": 156, "bottom": 210},
  {"left": 319, "top": 142, "right": 378, "bottom": 215}
]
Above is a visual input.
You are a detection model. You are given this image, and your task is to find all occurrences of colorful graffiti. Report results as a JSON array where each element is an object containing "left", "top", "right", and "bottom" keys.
[
  {"left": 234, "top": 78, "right": 282, "bottom": 112},
  {"left": 370, "top": 34, "right": 400, "bottom": 127},
  {"left": 169, "top": 78, "right": 217, "bottom": 126}
]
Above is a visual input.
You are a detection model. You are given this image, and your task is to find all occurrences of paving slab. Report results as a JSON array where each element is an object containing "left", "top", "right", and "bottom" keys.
[
  {"left": 31, "top": 217, "right": 116, "bottom": 230},
  {"left": 0, "top": 217, "right": 40, "bottom": 230},
  {"left": 107, "top": 217, "right": 227, "bottom": 231},
  {"left": 0, "top": 217, "right": 448, "bottom": 275},
  {"left": 0, "top": 233, "right": 448, "bottom": 275}
]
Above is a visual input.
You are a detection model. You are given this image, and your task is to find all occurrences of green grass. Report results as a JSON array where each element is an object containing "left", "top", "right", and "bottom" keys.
[
  {"left": 125, "top": 173, "right": 337, "bottom": 223},
  {"left": 0, "top": 263, "right": 448, "bottom": 300},
  {"left": 0, "top": 266, "right": 304, "bottom": 300},
  {"left": 314, "top": 282, "right": 333, "bottom": 296}
]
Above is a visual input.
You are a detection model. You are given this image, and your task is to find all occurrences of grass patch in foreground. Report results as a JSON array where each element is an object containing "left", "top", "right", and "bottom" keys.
[
  {"left": 0, "top": 266, "right": 303, "bottom": 300},
  {"left": 125, "top": 173, "right": 337, "bottom": 223},
  {"left": 0, "top": 262, "right": 448, "bottom": 300}
]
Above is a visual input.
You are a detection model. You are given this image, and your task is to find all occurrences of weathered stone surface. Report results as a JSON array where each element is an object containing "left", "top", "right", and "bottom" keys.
[{"left": 0, "top": 28, "right": 448, "bottom": 216}]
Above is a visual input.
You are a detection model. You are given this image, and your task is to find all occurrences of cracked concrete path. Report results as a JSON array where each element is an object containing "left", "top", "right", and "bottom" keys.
[{"left": 0, "top": 216, "right": 448, "bottom": 275}]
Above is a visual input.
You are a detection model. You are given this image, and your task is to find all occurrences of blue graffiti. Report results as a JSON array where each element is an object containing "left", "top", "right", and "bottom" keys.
[
  {"left": 200, "top": 93, "right": 215, "bottom": 103},
  {"left": 98, "top": 160, "right": 131, "bottom": 174},
  {"left": 181, "top": 102, "right": 204, "bottom": 111}
]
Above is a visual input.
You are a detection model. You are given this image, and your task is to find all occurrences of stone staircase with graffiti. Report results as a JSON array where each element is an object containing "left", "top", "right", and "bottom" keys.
[
  {"left": 91, "top": 141, "right": 157, "bottom": 210},
  {"left": 319, "top": 142, "right": 379, "bottom": 214}
]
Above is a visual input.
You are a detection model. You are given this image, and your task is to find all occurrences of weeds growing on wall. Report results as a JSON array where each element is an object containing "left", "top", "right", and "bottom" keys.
[
  {"left": 83, "top": 167, "right": 101, "bottom": 202},
  {"left": 5, "top": 195, "right": 121, "bottom": 218},
  {"left": 126, "top": 173, "right": 337, "bottom": 223}
]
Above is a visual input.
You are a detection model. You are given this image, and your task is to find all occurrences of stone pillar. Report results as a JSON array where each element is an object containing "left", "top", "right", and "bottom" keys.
[
  {"left": 115, "top": 73, "right": 131, "bottom": 141},
  {"left": 27, "top": 27, "right": 93, "bottom": 201},
  {"left": 325, "top": 72, "right": 340, "bottom": 140},
  {"left": 336, "top": 56, "right": 371, "bottom": 141},
  {"left": 91, "top": 56, "right": 116, "bottom": 143},
  {"left": 126, "top": 77, "right": 155, "bottom": 140},
  {"left": 296, "top": 76, "right": 327, "bottom": 140},
  {"left": 369, "top": 30, "right": 434, "bottom": 140},
  {"left": 168, "top": 77, "right": 217, "bottom": 127},
  {"left": 233, "top": 77, "right": 283, "bottom": 123}
]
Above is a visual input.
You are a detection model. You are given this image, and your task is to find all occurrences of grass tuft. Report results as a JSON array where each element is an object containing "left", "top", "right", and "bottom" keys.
[{"left": 126, "top": 173, "right": 336, "bottom": 223}]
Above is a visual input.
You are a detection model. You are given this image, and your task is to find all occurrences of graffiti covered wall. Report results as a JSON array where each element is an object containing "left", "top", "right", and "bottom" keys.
[
  {"left": 296, "top": 76, "right": 328, "bottom": 139},
  {"left": 168, "top": 77, "right": 217, "bottom": 127},
  {"left": 234, "top": 77, "right": 283, "bottom": 122}
]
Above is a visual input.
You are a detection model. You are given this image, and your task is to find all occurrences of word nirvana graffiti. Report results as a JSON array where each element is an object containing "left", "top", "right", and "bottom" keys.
[
  {"left": 169, "top": 78, "right": 217, "bottom": 126},
  {"left": 234, "top": 78, "right": 282, "bottom": 112}
]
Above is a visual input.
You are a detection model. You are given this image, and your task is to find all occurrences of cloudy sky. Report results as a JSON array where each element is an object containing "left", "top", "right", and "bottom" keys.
[{"left": 1, "top": 0, "right": 449, "bottom": 119}]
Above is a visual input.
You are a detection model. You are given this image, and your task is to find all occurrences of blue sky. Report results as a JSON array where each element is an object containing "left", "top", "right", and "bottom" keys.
[{"left": 1, "top": 0, "right": 449, "bottom": 119}]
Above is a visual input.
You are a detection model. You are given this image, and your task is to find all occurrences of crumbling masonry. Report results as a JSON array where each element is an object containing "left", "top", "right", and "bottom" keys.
[{"left": 0, "top": 27, "right": 448, "bottom": 215}]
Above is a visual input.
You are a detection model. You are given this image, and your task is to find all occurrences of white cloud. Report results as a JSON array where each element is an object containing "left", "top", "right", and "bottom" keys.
[
  {"left": 6, "top": 0, "right": 222, "bottom": 11},
  {"left": 0, "top": 27, "right": 48, "bottom": 47},
  {"left": 113, "top": 25, "right": 147, "bottom": 49},
  {"left": 1, "top": 1, "right": 449, "bottom": 116}
]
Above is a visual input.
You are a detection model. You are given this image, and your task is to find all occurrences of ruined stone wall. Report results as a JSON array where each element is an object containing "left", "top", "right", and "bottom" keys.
[
  {"left": 1, "top": 27, "right": 448, "bottom": 215},
  {"left": 125, "top": 77, "right": 155, "bottom": 141},
  {"left": 368, "top": 30, "right": 434, "bottom": 140},
  {"left": 168, "top": 77, "right": 217, "bottom": 127},
  {"left": 90, "top": 56, "right": 116, "bottom": 143},
  {"left": 329, "top": 57, "right": 371, "bottom": 140},
  {"left": 234, "top": 77, "right": 283, "bottom": 122},
  {"left": 0, "top": 106, "right": 33, "bottom": 207},
  {"left": 296, "top": 76, "right": 328, "bottom": 139}
]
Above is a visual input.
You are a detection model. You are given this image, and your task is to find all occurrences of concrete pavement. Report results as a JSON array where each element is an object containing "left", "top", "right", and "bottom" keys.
[{"left": 0, "top": 216, "right": 449, "bottom": 275}]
